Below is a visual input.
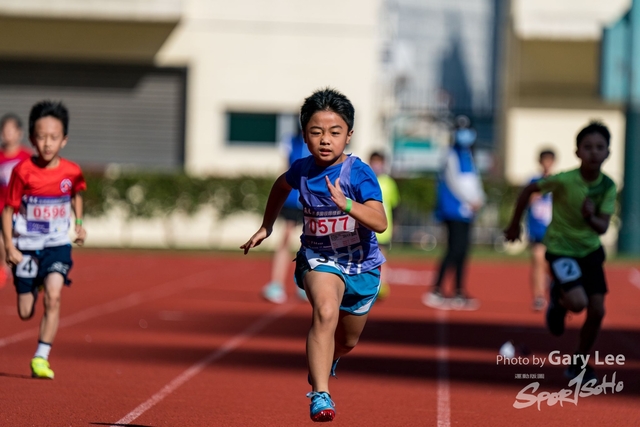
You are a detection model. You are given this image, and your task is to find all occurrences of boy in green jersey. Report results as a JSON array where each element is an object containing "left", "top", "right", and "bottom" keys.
[{"left": 505, "top": 122, "right": 616, "bottom": 381}]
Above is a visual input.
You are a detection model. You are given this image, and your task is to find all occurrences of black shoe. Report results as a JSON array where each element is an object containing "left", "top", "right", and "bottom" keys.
[
  {"left": 564, "top": 362, "right": 597, "bottom": 383},
  {"left": 546, "top": 281, "right": 567, "bottom": 336}
]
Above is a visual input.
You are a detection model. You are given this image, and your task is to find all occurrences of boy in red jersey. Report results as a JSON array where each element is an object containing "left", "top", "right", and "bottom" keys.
[
  {"left": 2, "top": 101, "right": 86, "bottom": 379},
  {"left": 0, "top": 114, "right": 32, "bottom": 286}
]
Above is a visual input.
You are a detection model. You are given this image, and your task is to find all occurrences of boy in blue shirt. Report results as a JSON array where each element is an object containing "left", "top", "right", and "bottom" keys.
[
  {"left": 242, "top": 88, "right": 387, "bottom": 422},
  {"left": 526, "top": 149, "right": 555, "bottom": 311}
]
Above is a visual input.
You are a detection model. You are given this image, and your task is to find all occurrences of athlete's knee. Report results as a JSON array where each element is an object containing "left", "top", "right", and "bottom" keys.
[
  {"left": 337, "top": 335, "right": 359, "bottom": 351},
  {"left": 313, "top": 302, "right": 339, "bottom": 326},
  {"left": 44, "top": 293, "right": 61, "bottom": 311},
  {"left": 18, "top": 306, "right": 35, "bottom": 320},
  {"left": 587, "top": 303, "right": 605, "bottom": 321},
  {"left": 561, "top": 289, "right": 588, "bottom": 312}
]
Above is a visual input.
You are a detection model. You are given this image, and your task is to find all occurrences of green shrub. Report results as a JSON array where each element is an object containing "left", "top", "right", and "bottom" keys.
[{"left": 83, "top": 172, "right": 522, "bottom": 227}]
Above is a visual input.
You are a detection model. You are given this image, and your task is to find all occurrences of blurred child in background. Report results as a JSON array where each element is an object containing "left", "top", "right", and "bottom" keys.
[
  {"left": 526, "top": 149, "right": 555, "bottom": 311},
  {"left": 423, "top": 115, "right": 484, "bottom": 310},
  {"left": 0, "top": 114, "right": 32, "bottom": 287},
  {"left": 261, "top": 126, "right": 310, "bottom": 304},
  {"left": 505, "top": 122, "right": 615, "bottom": 381},
  {"left": 369, "top": 151, "right": 399, "bottom": 300}
]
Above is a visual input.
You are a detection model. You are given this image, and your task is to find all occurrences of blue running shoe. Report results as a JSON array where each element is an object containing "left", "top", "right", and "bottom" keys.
[
  {"left": 297, "top": 287, "right": 309, "bottom": 302},
  {"left": 262, "top": 282, "right": 286, "bottom": 304},
  {"left": 308, "top": 358, "right": 340, "bottom": 385},
  {"left": 546, "top": 281, "right": 567, "bottom": 336},
  {"left": 306, "top": 391, "right": 335, "bottom": 422}
]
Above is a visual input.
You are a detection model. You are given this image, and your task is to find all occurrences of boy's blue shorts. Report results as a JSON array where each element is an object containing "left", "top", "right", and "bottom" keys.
[
  {"left": 13, "top": 245, "right": 73, "bottom": 295},
  {"left": 294, "top": 248, "right": 381, "bottom": 315}
]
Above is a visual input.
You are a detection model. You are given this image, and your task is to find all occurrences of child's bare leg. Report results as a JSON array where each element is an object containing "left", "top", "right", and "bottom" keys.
[
  {"left": 334, "top": 311, "right": 368, "bottom": 360},
  {"left": 531, "top": 243, "right": 546, "bottom": 300},
  {"left": 576, "top": 294, "right": 605, "bottom": 355},
  {"left": 17, "top": 292, "right": 37, "bottom": 320},
  {"left": 39, "top": 273, "right": 64, "bottom": 343},
  {"left": 305, "top": 271, "right": 344, "bottom": 393}
]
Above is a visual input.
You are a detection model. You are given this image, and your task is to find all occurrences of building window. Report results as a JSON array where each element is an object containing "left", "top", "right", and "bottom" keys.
[{"left": 226, "top": 112, "right": 297, "bottom": 146}]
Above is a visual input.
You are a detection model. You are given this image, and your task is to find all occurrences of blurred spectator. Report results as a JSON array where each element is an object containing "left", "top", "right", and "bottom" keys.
[
  {"left": 262, "top": 127, "right": 311, "bottom": 304},
  {"left": 369, "top": 151, "right": 400, "bottom": 300},
  {"left": 423, "top": 115, "right": 484, "bottom": 310}
]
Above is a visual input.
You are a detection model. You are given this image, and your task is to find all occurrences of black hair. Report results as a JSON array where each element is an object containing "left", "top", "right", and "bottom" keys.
[
  {"left": 29, "top": 100, "right": 69, "bottom": 137},
  {"left": 369, "top": 151, "right": 385, "bottom": 162},
  {"left": 539, "top": 149, "right": 555, "bottom": 160},
  {"left": 300, "top": 88, "right": 355, "bottom": 132},
  {"left": 0, "top": 113, "right": 22, "bottom": 130},
  {"left": 576, "top": 121, "right": 610, "bottom": 148}
]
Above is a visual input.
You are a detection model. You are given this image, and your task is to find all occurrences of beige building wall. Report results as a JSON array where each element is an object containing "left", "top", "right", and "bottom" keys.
[
  {"left": 503, "top": 1, "right": 629, "bottom": 189},
  {"left": 155, "top": 0, "right": 382, "bottom": 176},
  {"left": 505, "top": 108, "right": 625, "bottom": 186}
]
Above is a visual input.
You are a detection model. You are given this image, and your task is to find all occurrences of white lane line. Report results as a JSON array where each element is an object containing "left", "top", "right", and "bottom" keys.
[
  {"left": 111, "top": 303, "right": 295, "bottom": 426},
  {"left": 0, "top": 269, "right": 216, "bottom": 348},
  {"left": 436, "top": 309, "right": 450, "bottom": 427},
  {"left": 388, "top": 268, "right": 434, "bottom": 286}
]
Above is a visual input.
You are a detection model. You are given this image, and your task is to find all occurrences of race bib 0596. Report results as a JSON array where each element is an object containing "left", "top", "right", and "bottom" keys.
[{"left": 24, "top": 196, "right": 71, "bottom": 235}]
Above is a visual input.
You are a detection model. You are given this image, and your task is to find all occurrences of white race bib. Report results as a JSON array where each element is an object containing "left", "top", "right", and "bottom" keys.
[
  {"left": 25, "top": 196, "right": 71, "bottom": 235},
  {"left": 304, "top": 214, "right": 356, "bottom": 236},
  {"left": 305, "top": 248, "right": 341, "bottom": 271},
  {"left": 16, "top": 254, "right": 38, "bottom": 279}
]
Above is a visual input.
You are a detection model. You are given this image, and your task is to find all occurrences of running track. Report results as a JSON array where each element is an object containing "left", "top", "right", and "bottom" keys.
[{"left": 0, "top": 250, "right": 639, "bottom": 426}]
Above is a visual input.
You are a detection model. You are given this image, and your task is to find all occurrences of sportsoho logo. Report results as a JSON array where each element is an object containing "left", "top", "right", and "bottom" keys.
[{"left": 496, "top": 351, "right": 626, "bottom": 410}]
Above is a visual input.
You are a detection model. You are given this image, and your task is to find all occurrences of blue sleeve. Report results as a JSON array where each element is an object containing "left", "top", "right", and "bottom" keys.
[
  {"left": 352, "top": 161, "right": 383, "bottom": 203},
  {"left": 285, "top": 158, "right": 304, "bottom": 190}
]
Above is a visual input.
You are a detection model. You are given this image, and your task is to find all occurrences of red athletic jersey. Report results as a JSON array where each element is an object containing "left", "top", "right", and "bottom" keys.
[
  {"left": 6, "top": 157, "right": 86, "bottom": 210},
  {"left": 0, "top": 147, "right": 32, "bottom": 210},
  {"left": 6, "top": 157, "right": 86, "bottom": 250}
]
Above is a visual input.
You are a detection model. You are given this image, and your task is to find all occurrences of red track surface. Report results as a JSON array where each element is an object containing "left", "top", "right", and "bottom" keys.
[{"left": 1, "top": 250, "right": 639, "bottom": 426}]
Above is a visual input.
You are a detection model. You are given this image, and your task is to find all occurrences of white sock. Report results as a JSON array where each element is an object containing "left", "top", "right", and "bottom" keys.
[{"left": 34, "top": 342, "right": 52, "bottom": 360}]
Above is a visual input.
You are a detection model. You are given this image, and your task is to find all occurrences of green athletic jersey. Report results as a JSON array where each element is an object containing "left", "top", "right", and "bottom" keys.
[
  {"left": 376, "top": 174, "right": 400, "bottom": 245},
  {"left": 537, "top": 168, "right": 616, "bottom": 258}
]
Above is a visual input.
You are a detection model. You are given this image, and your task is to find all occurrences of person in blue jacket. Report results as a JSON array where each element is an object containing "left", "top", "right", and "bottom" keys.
[{"left": 423, "top": 115, "right": 485, "bottom": 310}]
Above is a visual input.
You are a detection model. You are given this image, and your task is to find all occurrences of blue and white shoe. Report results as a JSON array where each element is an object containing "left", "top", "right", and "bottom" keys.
[
  {"left": 308, "top": 358, "right": 340, "bottom": 385},
  {"left": 297, "top": 287, "right": 309, "bottom": 302},
  {"left": 306, "top": 391, "right": 335, "bottom": 422},
  {"left": 262, "top": 282, "right": 286, "bottom": 304}
]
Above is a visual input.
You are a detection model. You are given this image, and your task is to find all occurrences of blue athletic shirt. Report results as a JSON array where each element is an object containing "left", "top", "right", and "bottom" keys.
[
  {"left": 285, "top": 155, "right": 386, "bottom": 275},
  {"left": 526, "top": 176, "right": 552, "bottom": 239}
]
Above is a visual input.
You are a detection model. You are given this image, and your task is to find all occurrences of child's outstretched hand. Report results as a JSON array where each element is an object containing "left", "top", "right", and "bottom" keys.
[
  {"left": 326, "top": 176, "right": 347, "bottom": 211},
  {"left": 74, "top": 225, "right": 87, "bottom": 246},
  {"left": 241, "top": 227, "right": 271, "bottom": 255},
  {"left": 503, "top": 222, "right": 521, "bottom": 242},
  {"left": 581, "top": 198, "right": 595, "bottom": 219}
]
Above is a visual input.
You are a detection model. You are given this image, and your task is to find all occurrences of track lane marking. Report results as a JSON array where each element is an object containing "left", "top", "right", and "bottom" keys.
[
  {"left": 111, "top": 303, "right": 295, "bottom": 426},
  {"left": 436, "top": 309, "right": 450, "bottom": 427},
  {"left": 0, "top": 269, "right": 217, "bottom": 348}
]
